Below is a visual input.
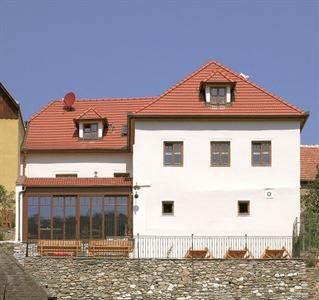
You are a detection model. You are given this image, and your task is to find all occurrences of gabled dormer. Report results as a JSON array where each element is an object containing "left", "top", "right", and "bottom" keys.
[
  {"left": 74, "top": 107, "right": 107, "bottom": 140},
  {"left": 201, "top": 71, "right": 236, "bottom": 107}
]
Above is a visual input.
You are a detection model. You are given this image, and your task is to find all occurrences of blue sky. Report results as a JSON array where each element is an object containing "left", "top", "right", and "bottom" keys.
[{"left": 1, "top": 0, "right": 318, "bottom": 144}]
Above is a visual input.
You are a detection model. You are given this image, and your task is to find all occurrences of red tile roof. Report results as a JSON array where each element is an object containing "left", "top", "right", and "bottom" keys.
[
  {"left": 301, "top": 146, "right": 319, "bottom": 181},
  {"left": 24, "top": 177, "right": 132, "bottom": 187},
  {"left": 135, "top": 61, "right": 306, "bottom": 117},
  {"left": 24, "top": 97, "right": 154, "bottom": 151},
  {"left": 77, "top": 107, "right": 104, "bottom": 121},
  {"left": 24, "top": 61, "right": 307, "bottom": 151},
  {"left": 203, "top": 70, "right": 234, "bottom": 83}
]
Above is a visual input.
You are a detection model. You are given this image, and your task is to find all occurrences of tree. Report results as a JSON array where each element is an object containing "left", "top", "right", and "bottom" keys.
[
  {"left": 0, "top": 185, "right": 15, "bottom": 211},
  {"left": 303, "top": 168, "right": 319, "bottom": 214}
]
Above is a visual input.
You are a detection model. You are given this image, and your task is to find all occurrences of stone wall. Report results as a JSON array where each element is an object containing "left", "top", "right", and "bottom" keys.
[{"left": 24, "top": 257, "right": 315, "bottom": 300}]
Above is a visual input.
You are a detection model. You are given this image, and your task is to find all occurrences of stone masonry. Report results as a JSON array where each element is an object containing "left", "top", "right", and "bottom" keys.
[{"left": 23, "top": 257, "right": 315, "bottom": 300}]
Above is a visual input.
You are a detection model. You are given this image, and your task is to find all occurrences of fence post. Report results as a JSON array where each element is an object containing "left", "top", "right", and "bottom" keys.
[
  {"left": 25, "top": 239, "right": 29, "bottom": 257},
  {"left": 245, "top": 233, "right": 247, "bottom": 249},
  {"left": 137, "top": 233, "right": 140, "bottom": 260}
]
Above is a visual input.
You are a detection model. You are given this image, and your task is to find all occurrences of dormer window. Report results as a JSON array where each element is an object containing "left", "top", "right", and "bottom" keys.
[
  {"left": 83, "top": 123, "right": 98, "bottom": 140},
  {"left": 201, "top": 71, "right": 235, "bottom": 107},
  {"left": 205, "top": 85, "right": 231, "bottom": 106},
  {"left": 74, "top": 107, "right": 107, "bottom": 141},
  {"left": 210, "top": 87, "right": 226, "bottom": 105}
]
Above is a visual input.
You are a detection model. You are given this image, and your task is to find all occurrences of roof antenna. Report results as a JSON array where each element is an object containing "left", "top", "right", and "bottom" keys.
[
  {"left": 63, "top": 92, "right": 76, "bottom": 111},
  {"left": 239, "top": 73, "right": 250, "bottom": 80}
]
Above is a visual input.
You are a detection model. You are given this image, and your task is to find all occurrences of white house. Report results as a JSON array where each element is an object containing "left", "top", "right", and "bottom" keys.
[{"left": 15, "top": 61, "right": 308, "bottom": 243}]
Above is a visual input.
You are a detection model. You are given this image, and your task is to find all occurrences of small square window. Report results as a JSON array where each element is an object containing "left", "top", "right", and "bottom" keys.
[
  {"left": 238, "top": 201, "right": 250, "bottom": 216},
  {"left": 162, "top": 201, "right": 174, "bottom": 216}
]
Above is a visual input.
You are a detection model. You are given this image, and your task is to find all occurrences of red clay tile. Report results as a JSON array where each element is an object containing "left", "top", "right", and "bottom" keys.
[{"left": 301, "top": 146, "right": 319, "bottom": 181}]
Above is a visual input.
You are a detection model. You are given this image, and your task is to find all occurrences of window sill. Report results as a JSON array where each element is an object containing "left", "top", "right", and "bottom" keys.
[
  {"left": 163, "top": 164, "right": 183, "bottom": 167},
  {"left": 161, "top": 214, "right": 175, "bottom": 217},
  {"left": 237, "top": 214, "right": 250, "bottom": 217}
]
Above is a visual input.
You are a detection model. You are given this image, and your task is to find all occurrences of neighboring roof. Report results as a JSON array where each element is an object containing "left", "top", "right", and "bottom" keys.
[
  {"left": 135, "top": 61, "right": 306, "bottom": 118},
  {"left": 0, "top": 82, "right": 25, "bottom": 128},
  {"left": 23, "top": 97, "right": 154, "bottom": 151},
  {"left": 301, "top": 145, "right": 319, "bottom": 182},
  {"left": 23, "top": 177, "right": 132, "bottom": 187}
]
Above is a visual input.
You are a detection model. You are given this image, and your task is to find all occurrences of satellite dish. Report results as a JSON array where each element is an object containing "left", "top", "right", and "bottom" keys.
[{"left": 63, "top": 92, "right": 76, "bottom": 109}]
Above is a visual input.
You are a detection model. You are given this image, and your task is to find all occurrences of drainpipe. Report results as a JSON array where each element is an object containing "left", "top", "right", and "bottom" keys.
[{"left": 17, "top": 187, "right": 26, "bottom": 242}]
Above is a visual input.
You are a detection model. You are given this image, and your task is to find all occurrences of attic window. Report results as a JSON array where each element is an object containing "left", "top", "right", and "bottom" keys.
[
  {"left": 121, "top": 125, "right": 128, "bottom": 136},
  {"left": 210, "top": 87, "right": 226, "bottom": 105},
  {"left": 83, "top": 123, "right": 98, "bottom": 140},
  {"left": 204, "top": 85, "right": 232, "bottom": 106}
]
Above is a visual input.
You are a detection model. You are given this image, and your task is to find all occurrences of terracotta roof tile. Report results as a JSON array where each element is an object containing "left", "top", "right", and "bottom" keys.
[
  {"left": 135, "top": 61, "right": 306, "bottom": 116},
  {"left": 203, "top": 70, "right": 234, "bottom": 83},
  {"left": 77, "top": 107, "right": 104, "bottom": 120},
  {"left": 24, "top": 97, "right": 154, "bottom": 150},
  {"left": 24, "top": 177, "right": 132, "bottom": 187},
  {"left": 301, "top": 145, "right": 319, "bottom": 181}
]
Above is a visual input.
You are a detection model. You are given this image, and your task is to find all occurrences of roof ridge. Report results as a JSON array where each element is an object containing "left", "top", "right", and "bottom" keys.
[
  {"left": 135, "top": 61, "right": 214, "bottom": 114},
  {"left": 213, "top": 61, "right": 305, "bottom": 115},
  {"left": 75, "top": 96, "right": 156, "bottom": 102},
  {"left": 301, "top": 145, "right": 319, "bottom": 147},
  {"left": 28, "top": 100, "right": 59, "bottom": 122}
]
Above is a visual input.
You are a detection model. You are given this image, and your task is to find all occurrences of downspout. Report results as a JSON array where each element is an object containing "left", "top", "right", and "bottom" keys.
[{"left": 17, "top": 186, "right": 26, "bottom": 242}]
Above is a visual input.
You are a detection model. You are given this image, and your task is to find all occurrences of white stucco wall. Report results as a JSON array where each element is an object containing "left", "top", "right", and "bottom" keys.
[
  {"left": 24, "top": 152, "right": 132, "bottom": 177},
  {"left": 132, "top": 121, "right": 301, "bottom": 236}
]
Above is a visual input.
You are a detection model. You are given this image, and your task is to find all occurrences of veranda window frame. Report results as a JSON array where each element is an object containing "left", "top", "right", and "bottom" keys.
[{"left": 23, "top": 191, "right": 132, "bottom": 241}]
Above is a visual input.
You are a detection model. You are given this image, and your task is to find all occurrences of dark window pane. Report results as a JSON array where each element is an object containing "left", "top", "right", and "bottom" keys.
[
  {"left": 218, "top": 88, "right": 226, "bottom": 96},
  {"left": 117, "top": 204, "right": 128, "bottom": 236},
  {"left": 212, "top": 153, "right": 219, "bottom": 164},
  {"left": 80, "top": 197, "right": 90, "bottom": 239},
  {"left": 65, "top": 197, "right": 76, "bottom": 239},
  {"left": 262, "top": 153, "right": 270, "bottom": 165},
  {"left": 162, "top": 202, "right": 174, "bottom": 215},
  {"left": 52, "top": 197, "right": 63, "bottom": 239},
  {"left": 221, "top": 153, "right": 229, "bottom": 164},
  {"left": 39, "top": 202, "right": 51, "bottom": 239},
  {"left": 91, "top": 196, "right": 103, "bottom": 239},
  {"left": 27, "top": 201, "right": 38, "bottom": 239},
  {"left": 210, "top": 88, "right": 218, "bottom": 96},
  {"left": 105, "top": 197, "right": 115, "bottom": 236},
  {"left": 238, "top": 202, "right": 249, "bottom": 214}
]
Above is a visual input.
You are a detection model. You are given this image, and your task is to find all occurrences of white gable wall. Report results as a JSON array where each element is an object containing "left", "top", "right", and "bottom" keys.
[
  {"left": 132, "top": 120, "right": 300, "bottom": 236},
  {"left": 24, "top": 152, "right": 132, "bottom": 177}
]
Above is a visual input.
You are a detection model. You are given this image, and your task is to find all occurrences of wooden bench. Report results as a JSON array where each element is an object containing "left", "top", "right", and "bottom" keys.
[
  {"left": 224, "top": 247, "right": 253, "bottom": 259},
  {"left": 37, "top": 240, "right": 81, "bottom": 257},
  {"left": 88, "top": 239, "right": 134, "bottom": 257},
  {"left": 261, "top": 247, "right": 290, "bottom": 259},
  {"left": 184, "top": 247, "right": 213, "bottom": 259}
]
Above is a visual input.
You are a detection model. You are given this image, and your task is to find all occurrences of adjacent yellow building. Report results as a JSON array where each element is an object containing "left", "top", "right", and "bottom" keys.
[{"left": 0, "top": 83, "right": 24, "bottom": 194}]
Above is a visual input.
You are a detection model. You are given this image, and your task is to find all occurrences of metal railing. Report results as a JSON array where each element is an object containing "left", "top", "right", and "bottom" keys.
[{"left": 24, "top": 234, "right": 293, "bottom": 259}]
